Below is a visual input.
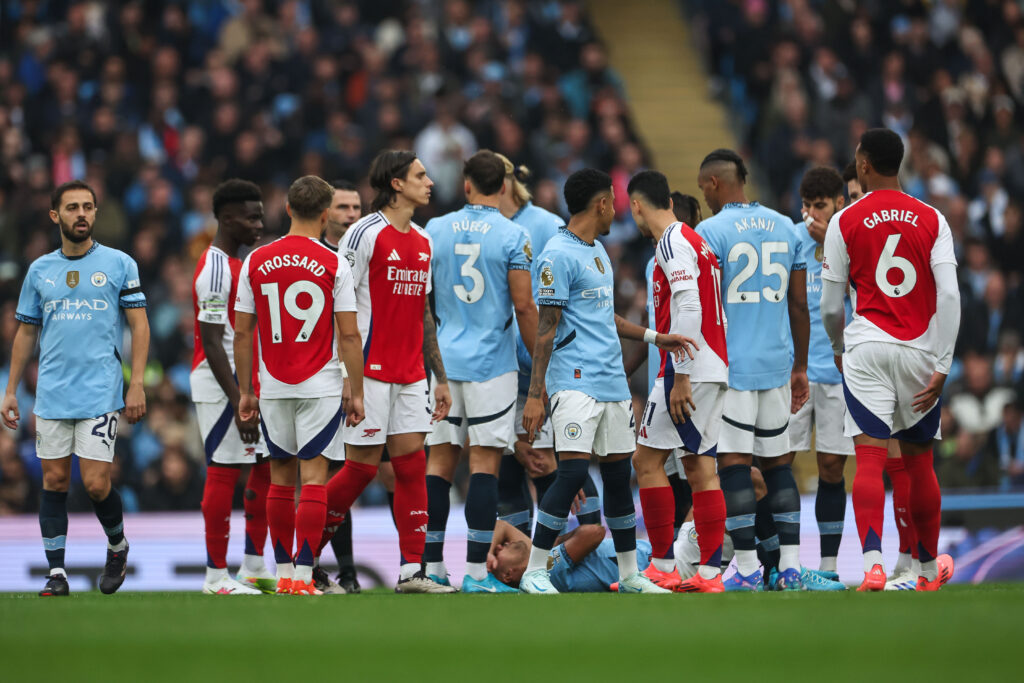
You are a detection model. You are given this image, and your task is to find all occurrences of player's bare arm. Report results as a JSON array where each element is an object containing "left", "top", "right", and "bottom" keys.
[
  {"left": 558, "top": 523, "right": 606, "bottom": 564},
  {"left": 422, "top": 299, "right": 452, "bottom": 422},
  {"left": 124, "top": 306, "right": 150, "bottom": 424},
  {"left": 199, "top": 319, "right": 258, "bottom": 443},
  {"left": 335, "top": 310, "right": 365, "bottom": 427},
  {"left": 1, "top": 322, "right": 39, "bottom": 430},
  {"left": 613, "top": 313, "right": 698, "bottom": 361},
  {"left": 232, "top": 310, "right": 259, "bottom": 424},
  {"left": 524, "top": 304, "right": 561, "bottom": 441},
  {"left": 787, "top": 268, "right": 810, "bottom": 413},
  {"left": 509, "top": 268, "right": 539, "bottom": 358}
]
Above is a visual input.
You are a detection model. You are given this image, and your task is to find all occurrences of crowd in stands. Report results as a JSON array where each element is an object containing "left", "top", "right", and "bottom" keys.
[{"left": 1, "top": 0, "right": 1022, "bottom": 513}]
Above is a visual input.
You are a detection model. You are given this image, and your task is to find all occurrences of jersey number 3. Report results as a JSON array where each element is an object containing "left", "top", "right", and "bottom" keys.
[
  {"left": 260, "top": 281, "right": 326, "bottom": 343},
  {"left": 454, "top": 243, "right": 485, "bottom": 303}
]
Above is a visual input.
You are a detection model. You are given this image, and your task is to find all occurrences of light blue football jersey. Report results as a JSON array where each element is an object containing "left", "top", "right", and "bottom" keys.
[
  {"left": 794, "top": 221, "right": 853, "bottom": 385},
  {"left": 645, "top": 256, "right": 659, "bottom": 393},
  {"left": 697, "top": 202, "right": 805, "bottom": 391},
  {"left": 15, "top": 242, "right": 147, "bottom": 420},
  {"left": 535, "top": 228, "right": 629, "bottom": 402},
  {"left": 426, "top": 204, "right": 532, "bottom": 382},
  {"left": 513, "top": 202, "right": 563, "bottom": 396},
  {"left": 548, "top": 538, "right": 652, "bottom": 592}
]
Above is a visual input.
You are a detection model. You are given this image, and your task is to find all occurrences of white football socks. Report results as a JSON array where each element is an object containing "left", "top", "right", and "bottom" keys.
[
  {"left": 651, "top": 557, "right": 675, "bottom": 573},
  {"left": 465, "top": 561, "right": 487, "bottom": 581},
  {"left": 779, "top": 545, "right": 800, "bottom": 572},
  {"left": 617, "top": 550, "right": 638, "bottom": 580},
  {"left": 863, "top": 550, "right": 883, "bottom": 572},
  {"left": 526, "top": 546, "right": 550, "bottom": 574},
  {"left": 735, "top": 549, "right": 759, "bottom": 576}
]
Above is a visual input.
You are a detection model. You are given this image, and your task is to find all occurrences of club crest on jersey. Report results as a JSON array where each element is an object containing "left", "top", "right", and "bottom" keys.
[
  {"left": 91, "top": 271, "right": 107, "bottom": 287},
  {"left": 66, "top": 271, "right": 79, "bottom": 288},
  {"left": 540, "top": 265, "right": 554, "bottom": 287},
  {"left": 564, "top": 423, "right": 582, "bottom": 440},
  {"left": 814, "top": 246, "right": 824, "bottom": 262},
  {"left": 345, "top": 252, "right": 356, "bottom": 267},
  {"left": 419, "top": 252, "right": 430, "bottom": 262},
  {"left": 594, "top": 257, "right": 605, "bottom": 274},
  {"left": 524, "top": 240, "right": 533, "bottom": 261}
]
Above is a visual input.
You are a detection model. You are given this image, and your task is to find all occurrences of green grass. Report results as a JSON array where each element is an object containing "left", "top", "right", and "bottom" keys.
[{"left": 1, "top": 586, "right": 1021, "bottom": 682}]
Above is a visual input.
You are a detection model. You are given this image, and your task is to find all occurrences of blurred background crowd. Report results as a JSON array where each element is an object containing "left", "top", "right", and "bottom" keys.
[{"left": 0, "top": 0, "right": 1021, "bottom": 515}]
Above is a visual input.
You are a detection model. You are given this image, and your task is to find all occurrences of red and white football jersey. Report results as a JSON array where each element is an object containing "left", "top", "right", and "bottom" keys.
[
  {"left": 191, "top": 245, "right": 261, "bottom": 401},
  {"left": 235, "top": 235, "right": 357, "bottom": 398},
  {"left": 821, "top": 189, "right": 957, "bottom": 356},
  {"left": 343, "top": 212, "right": 433, "bottom": 384},
  {"left": 653, "top": 222, "right": 729, "bottom": 383}
]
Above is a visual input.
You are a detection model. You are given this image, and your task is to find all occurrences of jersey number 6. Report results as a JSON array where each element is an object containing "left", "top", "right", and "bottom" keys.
[{"left": 875, "top": 234, "right": 917, "bottom": 298}]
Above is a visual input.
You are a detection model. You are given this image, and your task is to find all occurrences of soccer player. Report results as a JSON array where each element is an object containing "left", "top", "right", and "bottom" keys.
[
  {"left": 518, "top": 168, "right": 694, "bottom": 595},
  {"left": 321, "top": 179, "right": 362, "bottom": 250},
  {"left": 191, "top": 179, "right": 275, "bottom": 595},
  {"left": 233, "top": 175, "right": 366, "bottom": 596},
  {"left": 789, "top": 167, "right": 852, "bottom": 591},
  {"left": 842, "top": 162, "right": 863, "bottom": 203},
  {"left": 422, "top": 150, "right": 538, "bottom": 593},
  {"left": 2, "top": 180, "right": 149, "bottom": 597},
  {"left": 821, "top": 128, "right": 960, "bottom": 591},
  {"left": 628, "top": 171, "right": 729, "bottom": 594},
  {"left": 696, "top": 149, "right": 810, "bottom": 591},
  {"left": 326, "top": 150, "right": 456, "bottom": 593},
  {"left": 488, "top": 520, "right": 656, "bottom": 592}
]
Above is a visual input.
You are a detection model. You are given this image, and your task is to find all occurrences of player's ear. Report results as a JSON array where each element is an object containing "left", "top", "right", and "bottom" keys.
[
  {"left": 49, "top": 209, "right": 59, "bottom": 225},
  {"left": 835, "top": 195, "right": 845, "bottom": 211},
  {"left": 464, "top": 179, "right": 472, "bottom": 197},
  {"left": 285, "top": 203, "right": 293, "bottom": 218}
]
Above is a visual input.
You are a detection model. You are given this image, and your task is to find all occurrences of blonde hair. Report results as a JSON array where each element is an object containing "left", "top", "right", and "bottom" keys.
[{"left": 495, "top": 152, "right": 533, "bottom": 208}]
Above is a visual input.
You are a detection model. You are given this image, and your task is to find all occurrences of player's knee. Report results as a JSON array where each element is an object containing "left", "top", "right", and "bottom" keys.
[
  {"left": 580, "top": 524, "right": 606, "bottom": 545},
  {"left": 818, "top": 455, "right": 845, "bottom": 484},
  {"left": 42, "top": 472, "right": 70, "bottom": 492},
  {"left": 83, "top": 476, "right": 111, "bottom": 500}
]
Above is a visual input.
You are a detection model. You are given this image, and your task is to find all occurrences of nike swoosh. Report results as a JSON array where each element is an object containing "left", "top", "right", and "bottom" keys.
[
  {"left": 478, "top": 585, "right": 498, "bottom": 593},
  {"left": 531, "top": 584, "right": 549, "bottom": 592}
]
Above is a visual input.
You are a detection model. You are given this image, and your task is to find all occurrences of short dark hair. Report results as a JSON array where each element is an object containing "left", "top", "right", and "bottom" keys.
[
  {"left": 463, "top": 150, "right": 506, "bottom": 196},
  {"left": 841, "top": 161, "right": 858, "bottom": 184},
  {"left": 799, "top": 166, "right": 844, "bottom": 201},
  {"left": 859, "top": 128, "right": 904, "bottom": 176},
  {"left": 626, "top": 170, "right": 671, "bottom": 210},
  {"left": 212, "top": 179, "right": 262, "bottom": 218},
  {"left": 369, "top": 150, "right": 418, "bottom": 212},
  {"left": 670, "top": 192, "right": 702, "bottom": 226},
  {"left": 287, "top": 175, "right": 334, "bottom": 219},
  {"left": 563, "top": 168, "right": 612, "bottom": 216},
  {"left": 51, "top": 180, "right": 97, "bottom": 210},
  {"left": 699, "top": 148, "right": 748, "bottom": 183},
  {"left": 332, "top": 179, "right": 357, "bottom": 192}
]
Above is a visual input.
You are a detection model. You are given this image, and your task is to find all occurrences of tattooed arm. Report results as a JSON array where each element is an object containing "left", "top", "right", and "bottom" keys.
[
  {"left": 423, "top": 297, "right": 451, "bottom": 421},
  {"left": 522, "top": 304, "right": 562, "bottom": 441}
]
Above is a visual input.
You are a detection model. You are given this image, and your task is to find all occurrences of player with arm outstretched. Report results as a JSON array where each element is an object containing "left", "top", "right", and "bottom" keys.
[
  {"left": 696, "top": 149, "right": 810, "bottom": 591},
  {"left": 821, "top": 128, "right": 960, "bottom": 591},
  {"left": 191, "top": 179, "right": 275, "bottom": 595},
  {"left": 233, "top": 176, "right": 366, "bottom": 596},
  {"left": 2, "top": 180, "right": 149, "bottom": 597},
  {"left": 325, "top": 150, "right": 455, "bottom": 593},
  {"left": 629, "top": 171, "right": 729, "bottom": 594},
  {"left": 421, "top": 150, "right": 539, "bottom": 593},
  {"left": 518, "top": 168, "right": 695, "bottom": 595}
]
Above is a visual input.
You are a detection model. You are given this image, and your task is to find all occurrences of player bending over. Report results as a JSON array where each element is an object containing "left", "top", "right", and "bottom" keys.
[
  {"left": 3, "top": 180, "right": 149, "bottom": 596},
  {"left": 821, "top": 128, "right": 960, "bottom": 591},
  {"left": 519, "top": 168, "right": 694, "bottom": 595},
  {"left": 234, "top": 175, "right": 366, "bottom": 596}
]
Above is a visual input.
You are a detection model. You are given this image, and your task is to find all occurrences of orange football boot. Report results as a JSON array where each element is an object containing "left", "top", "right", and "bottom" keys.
[
  {"left": 857, "top": 564, "right": 886, "bottom": 592},
  {"left": 642, "top": 564, "right": 682, "bottom": 591},
  {"left": 675, "top": 573, "right": 725, "bottom": 593}
]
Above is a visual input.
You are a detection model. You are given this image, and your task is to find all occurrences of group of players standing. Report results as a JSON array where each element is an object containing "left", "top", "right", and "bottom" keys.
[{"left": 3, "top": 125, "right": 958, "bottom": 596}]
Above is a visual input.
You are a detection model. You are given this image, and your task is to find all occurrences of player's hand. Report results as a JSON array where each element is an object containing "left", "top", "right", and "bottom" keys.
[
  {"left": 341, "top": 377, "right": 352, "bottom": 416},
  {"left": 571, "top": 488, "right": 587, "bottom": 515},
  {"left": 790, "top": 369, "right": 809, "bottom": 414},
  {"left": 833, "top": 354, "right": 843, "bottom": 374},
  {"left": 522, "top": 396, "right": 546, "bottom": 443},
  {"left": 802, "top": 211, "right": 828, "bottom": 243},
  {"left": 432, "top": 382, "right": 452, "bottom": 422},
  {"left": 669, "top": 374, "right": 696, "bottom": 424},
  {"left": 124, "top": 382, "right": 146, "bottom": 424},
  {"left": 238, "top": 392, "right": 260, "bottom": 424},
  {"left": 1, "top": 393, "right": 19, "bottom": 430},
  {"left": 345, "top": 395, "right": 365, "bottom": 427},
  {"left": 655, "top": 333, "right": 699, "bottom": 362},
  {"left": 235, "top": 411, "right": 260, "bottom": 444},
  {"left": 513, "top": 439, "right": 548, "bottom": 476},
  {"left": 912, "top": 371, "right": 947, "bottom": 414}
]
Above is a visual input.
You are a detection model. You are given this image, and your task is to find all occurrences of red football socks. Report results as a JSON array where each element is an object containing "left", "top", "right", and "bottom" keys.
[
  {"left": 267, "top": 484, "right": 296, "bottom": 565},
  {"left": 903, "top": 450, "right": 941, "bottom": 562},
  {"left": 885, "top": 456, "right": 918, "bottom": 558},
  {"left": 294, "top": 484, "right": 327, "bottom": 567},
  {"left": 202, "top": 466, "right": 240, "bottom": 569},
  {"left": 391, "top": 450, "right": 428, "bottom": 565},
  {"left": 693, "top": 489, "right": 726, "bottom": 568},
  {"left": 639, "top": 486, "right": 675, "bottom": 559},
  {"left": 243, "top": 462, "right": 270, "bottom": 556},
  {"left": 852, "top": 444, "right": 887, "bottom": 554},
  {"left": 325, "top": 460, "right": 378, "bottom": 528}
]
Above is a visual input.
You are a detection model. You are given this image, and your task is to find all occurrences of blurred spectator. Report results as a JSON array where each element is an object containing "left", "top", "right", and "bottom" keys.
[
  {"left": 997, "top": 396, "right": 1024, "bottom": 489},
  {"left": 949, "top": 353, "right": 1016, "bottom": 436},
  {"left": 140, "top": 445, "right": 203, "bottom": 512}
]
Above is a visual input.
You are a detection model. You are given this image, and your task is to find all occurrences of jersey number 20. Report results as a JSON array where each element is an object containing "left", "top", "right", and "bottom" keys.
[{"left": 260, "top": 281, "right": 325, "bottom": 343}]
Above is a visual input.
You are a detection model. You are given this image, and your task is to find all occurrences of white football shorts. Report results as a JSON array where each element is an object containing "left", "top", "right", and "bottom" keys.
[
  {"left": 261, "top": 395, "right": 345, "bottom": 461},
  {"left": 718, "top": 385, "right": 792, "bottom": 458},
  {"left": 549, "top": 390, "right": 635, "bottom": 457},
  {"left": 427, "top": 372, "right": 518, "bottom": 450},
  {"left": 637, "top": 378, "right": 727, "bottom": 457},
  {"left": 789, "top": 381, "right": 855, "bottom": 456},
  {"left": 344, "top": 377, "right": 431, "bottom": 447},
  {"left": 36, "top": 411, "right": 120, "bottom": 462},
  {"left": 195, "top": 399, "right": 267, "bottom": 465},
  {"left": 514, "top": 392, "right": 554, "bottom": 450}
]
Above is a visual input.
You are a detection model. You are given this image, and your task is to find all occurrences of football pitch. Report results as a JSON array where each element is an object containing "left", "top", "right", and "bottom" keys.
[{"left": 1, "top": 586, "right": 1022, "bottom": 681}]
